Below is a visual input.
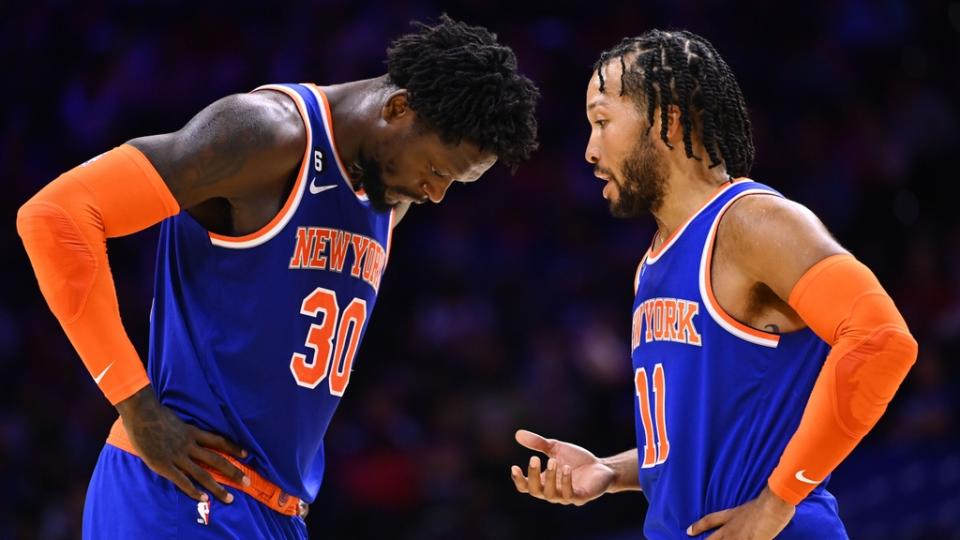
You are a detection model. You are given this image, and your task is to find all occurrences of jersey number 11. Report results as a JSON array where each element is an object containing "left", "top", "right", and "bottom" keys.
[{"left": 636, "top": 363, "right": 670, "bottom": 468}]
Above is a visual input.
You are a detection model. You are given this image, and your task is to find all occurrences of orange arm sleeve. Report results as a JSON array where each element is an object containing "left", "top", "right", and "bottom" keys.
[
  {"left": 767, "top": 254, "right": 918, "bottom": 504},
  {"left": 16, "top": 145, "right": 180, "bottom": 405}
]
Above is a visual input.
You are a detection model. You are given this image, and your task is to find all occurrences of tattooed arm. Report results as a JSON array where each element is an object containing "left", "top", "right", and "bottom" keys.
[
  {"left": 120, "top": 92, "right": 304, "bottom": 501},
  {"left": 129, "top": 91, "right": 304, "bottom": 211},
  {"left": 19, "top": 89, "right": 306, "bottom": 506}
]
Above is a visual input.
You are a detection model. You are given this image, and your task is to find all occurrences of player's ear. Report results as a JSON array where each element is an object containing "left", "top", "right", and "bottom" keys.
[
  {"left": 664, "top": 104, "right": 682, "bottom": 142},
  {"left": 382, "top": 91, "right": 411, "bottom": 124}
]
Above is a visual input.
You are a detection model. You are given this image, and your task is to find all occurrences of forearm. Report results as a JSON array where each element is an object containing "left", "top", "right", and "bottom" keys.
[
  {"left": 601, "top": 448, "right": 642, "bottom": 492},
  {"left": 17, "top": 146, "right": 180, "bottom": 404},
  {"left": 115, "top": 385, "right": 160, "bottom": 418},
  {"left": 768, "top": 255, "right": 917, "bottom": 504}
]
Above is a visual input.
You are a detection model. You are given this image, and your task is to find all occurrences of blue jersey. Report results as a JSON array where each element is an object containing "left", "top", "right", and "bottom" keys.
[
  {"left": 630, "top": 180, "right": 847, "bottom": 539},
  {"left": 148, "top": 83, "right": 394, "bottom": 503}
]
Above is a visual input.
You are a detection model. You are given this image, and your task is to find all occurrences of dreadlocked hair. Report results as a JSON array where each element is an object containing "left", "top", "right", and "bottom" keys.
[
  {"left": 594, "top": 30, "right": 755, "bottom": 178},
  {"left": 387, "top": 14, "right": 540, "bottom": 171}
]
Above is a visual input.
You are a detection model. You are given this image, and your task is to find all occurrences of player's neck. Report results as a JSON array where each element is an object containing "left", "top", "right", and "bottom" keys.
[
  {"left": 652, "top": 168, "right": 731, "bottom": 244},
  {"left": 319, "top": 76, "right": 390, "bottom": 177}
]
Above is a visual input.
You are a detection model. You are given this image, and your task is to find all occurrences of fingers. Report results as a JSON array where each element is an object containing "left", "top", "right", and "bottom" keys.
[
  {"left": 526, "top": 456, "right": 543, "bottom": 497},
  {"left": 191, "top": 447, "right": 250, "bottom": 487},
  {"left": 511, "top": 457, "right": 576, "bottom": 506},
  {"left": 688, "top": 509, "right": 733, "bottom": 536},
  {"left": 560, "top": 465, "right": 574, "bottom": 502},
  {"left": 194, "top": 429, "right": 248, "bottom": 460},
  {"left": 165, "top": 467, "right": 207, "bottom": 503},
  {"left": 543, "top": 459, "right": 558, "bottom": 499},
  {"left": 510, "top": 465, "right": 529, "bottom": 493},
  {"left": 514, "top": 429, "right": 554, "bottom": 454},
  {"left": 512, "top": 429, "right": 568, "bottom": 504},
  {"left": 181, "top": 459, "right": 234, "bottom": 504}
]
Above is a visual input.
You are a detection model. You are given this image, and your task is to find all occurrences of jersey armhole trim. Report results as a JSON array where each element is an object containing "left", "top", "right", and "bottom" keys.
[
  {"left": 634, "top": 252, "right": 648, "bottom": 295},
  {"left": 646, "top": 177, "right": 748, "bottom": 265},
  {"left": 698, "top": 189, "right": 782, "bottom": 348},
  {"left": 305, "top": 83, "right": 370, "bottom": 203},
  {"left": 207, "top": 84, "right": 312, "bottom": 249},
  {"left": 385, "top": 207, "right": 396, "bottom": 262}
]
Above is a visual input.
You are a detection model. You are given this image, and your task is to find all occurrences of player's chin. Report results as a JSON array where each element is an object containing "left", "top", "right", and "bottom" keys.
[
  {"left": 608, "top": 197, "right": 639, "bottom": 219},
  {"left": 607, "top": 202, "right": 621, "bottom": 217}
]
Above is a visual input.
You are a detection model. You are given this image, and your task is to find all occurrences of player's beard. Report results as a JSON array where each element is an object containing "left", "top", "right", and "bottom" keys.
[
  {"left": 608, "top": 134, "right": 668, "bottom": 219},
  {"left": 352, "top": 149, "right": 392, "bottom": 213}
]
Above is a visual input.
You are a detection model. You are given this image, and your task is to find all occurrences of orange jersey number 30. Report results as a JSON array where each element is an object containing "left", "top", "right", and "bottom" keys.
[{"left": 290, "top": 287, "right": 367, "bottom": 396}]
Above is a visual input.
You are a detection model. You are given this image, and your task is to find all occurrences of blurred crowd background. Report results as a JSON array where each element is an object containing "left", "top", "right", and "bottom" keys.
[{"left": 2, "top": 1, "right": 959, "bottom": 538}]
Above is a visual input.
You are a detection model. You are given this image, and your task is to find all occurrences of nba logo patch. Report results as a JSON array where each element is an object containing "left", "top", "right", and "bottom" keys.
[{"left": 197, "top": 500, "right": 211, "bottom": 525}]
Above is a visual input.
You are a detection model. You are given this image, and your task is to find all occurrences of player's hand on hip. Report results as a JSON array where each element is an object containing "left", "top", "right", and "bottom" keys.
[
  {"left": 510, "top": 429, "right": 616, "bottom": 506},
  {"left": 116, "top": 386, "right": 250, "bottom": 504},
  {"left": 687, "top": 485, "right": 795, "bottom": 539}
]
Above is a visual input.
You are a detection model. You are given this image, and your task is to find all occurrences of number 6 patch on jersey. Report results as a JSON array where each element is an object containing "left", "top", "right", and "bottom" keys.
[{"left": 635, "top": 363, "right": 669, "bottom": 468}]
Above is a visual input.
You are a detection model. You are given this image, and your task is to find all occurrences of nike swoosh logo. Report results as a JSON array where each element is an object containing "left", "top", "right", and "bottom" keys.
[
  {"left": 94, "top": 362, "right": 114, "bottom": 384},
  {"left": 309, "top": 178, "right": 338, "bottom": 195},
  {"left": 795, "top": 470, "right": 822, "bottom": 485}
]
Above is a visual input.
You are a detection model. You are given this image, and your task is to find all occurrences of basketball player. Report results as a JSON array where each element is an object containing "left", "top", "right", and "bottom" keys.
[
  {"left": 510, "top": 30, "right": 916, "bottom": 539},
  {"left": 17, "top": 16, "right": 538, "bottom": 538}
]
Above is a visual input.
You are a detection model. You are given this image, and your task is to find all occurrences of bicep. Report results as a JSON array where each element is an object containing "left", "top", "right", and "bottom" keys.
[
  {"left": 127, "top": 92, "right": 305, "bottom": 209},
  {"left": 722, "top": 195, "right": 848, "bottom": 302}
]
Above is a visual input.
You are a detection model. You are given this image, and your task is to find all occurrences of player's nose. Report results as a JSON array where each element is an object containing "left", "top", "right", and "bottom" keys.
[
  {"left": 421, "top": 178, "right": 452, "bottom": 203},
  {"left": 585, "top": 137, "right": 600, "bottom": 164}
]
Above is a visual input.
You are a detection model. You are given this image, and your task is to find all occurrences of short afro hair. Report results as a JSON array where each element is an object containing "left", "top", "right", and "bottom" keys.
[{"left": 387, "top": 15, "right": 540, "bottom": 171}]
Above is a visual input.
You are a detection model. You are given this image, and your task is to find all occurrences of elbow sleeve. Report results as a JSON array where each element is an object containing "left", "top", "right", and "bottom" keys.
[
  {"left": 17, "top": 145, "right": 179, "bottom": 404},
  {"left": 768, "top": 254, "right": 917, "bottom": 505}
]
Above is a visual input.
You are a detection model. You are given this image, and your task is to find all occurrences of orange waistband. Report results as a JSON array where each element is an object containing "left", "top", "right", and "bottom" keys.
[{"left": 106, "top": 418, "right": 304, "bottom": 517}]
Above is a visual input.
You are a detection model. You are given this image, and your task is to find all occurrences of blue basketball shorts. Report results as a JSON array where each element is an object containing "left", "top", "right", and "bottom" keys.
[{"left": 82, "top": 444, "right": 308, "bottom": 539}]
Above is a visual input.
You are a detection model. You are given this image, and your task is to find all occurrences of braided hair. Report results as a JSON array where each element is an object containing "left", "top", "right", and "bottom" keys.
[
  {"left": 594, "top": 30, "right": 754, "bottom": 177},
  {"left": 387, "top": 15, "right": 540, "bottom": 171}
]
